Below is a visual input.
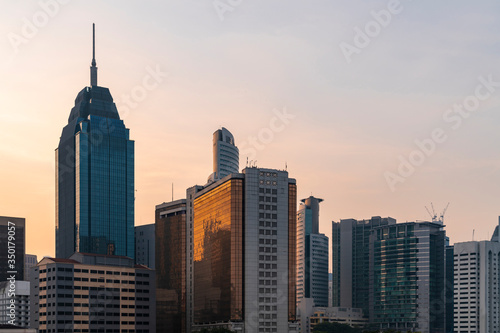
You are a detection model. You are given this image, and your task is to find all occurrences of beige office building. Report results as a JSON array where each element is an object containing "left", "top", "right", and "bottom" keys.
[{"left": 30, "top": 252, "right": 155, "bottom": 333}]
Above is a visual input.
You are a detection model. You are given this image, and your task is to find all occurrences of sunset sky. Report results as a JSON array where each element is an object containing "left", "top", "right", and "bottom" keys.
[{"left": 1, "top": 1, "right": 500, "bottom": 261}]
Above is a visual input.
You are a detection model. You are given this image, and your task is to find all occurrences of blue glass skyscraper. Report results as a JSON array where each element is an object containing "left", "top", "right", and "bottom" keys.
[{"left": 56, "top": 25, "right": 134, "bottom": 259}]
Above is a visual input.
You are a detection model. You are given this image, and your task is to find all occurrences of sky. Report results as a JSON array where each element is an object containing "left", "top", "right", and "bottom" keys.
[{"left": 1, "top": 0, "right": 500, "bottom": 260}]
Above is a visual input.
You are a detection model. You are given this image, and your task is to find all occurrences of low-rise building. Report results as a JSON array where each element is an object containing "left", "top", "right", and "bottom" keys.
[
  {"left": 30, "top": 252, "right": 155, "bottom": 333},
  {"left": 310, "top": 307, "right": 367, "bottom": 331},
  {"left": 297, "top": 299, "right": 367, "bottom": 333}
]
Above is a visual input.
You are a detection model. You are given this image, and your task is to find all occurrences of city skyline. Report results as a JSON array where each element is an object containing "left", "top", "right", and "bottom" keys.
[{"left": 1, "top": 1, "right": 500, "bottom": 259}]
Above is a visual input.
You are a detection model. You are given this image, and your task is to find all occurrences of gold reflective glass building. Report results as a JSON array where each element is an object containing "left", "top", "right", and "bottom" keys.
[
  {"left": 191, "top": 168, "right": 298, "bottom": 333},
  {"left": 193, "top": 179, "right": 243, "bottom": 323}
]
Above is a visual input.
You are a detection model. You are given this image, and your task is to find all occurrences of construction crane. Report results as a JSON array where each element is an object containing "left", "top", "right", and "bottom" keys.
[
  {"left": 440, "top": 202, "right": 450, "bottom": 223},
  {"left": 425, "top": 202, "right": 450, "bottom": 224},
  {"left": 425, "top": 206, "right": 435, "bottom": 222}
]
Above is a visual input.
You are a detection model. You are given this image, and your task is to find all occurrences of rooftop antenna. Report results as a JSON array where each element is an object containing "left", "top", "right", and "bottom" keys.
[
  {"left": 90, "top": 23, "right": 98, "bottom": 87},
  {"left": 285, "top": 161, "right": 287, "bottom": 171},
  {"left": 246, "top": 157, "right": 249, "bottom": 168}
]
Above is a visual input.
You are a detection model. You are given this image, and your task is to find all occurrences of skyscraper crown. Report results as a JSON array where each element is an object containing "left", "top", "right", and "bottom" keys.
[{"left": 67, "top": 86, "right": 120, "bottom": 123}]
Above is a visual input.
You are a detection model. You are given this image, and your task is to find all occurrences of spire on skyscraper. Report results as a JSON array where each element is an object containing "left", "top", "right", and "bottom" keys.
[
  {"left": 90, "top": 23, "right": 98, "bottom": 86},
  {"left": 56, "top": 25, "right": 134, "bottom": 259}
]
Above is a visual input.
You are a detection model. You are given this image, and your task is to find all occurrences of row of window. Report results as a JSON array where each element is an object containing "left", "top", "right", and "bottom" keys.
[
  {"left": 38, "top": 294, "right": 150, "bottom": 302},
  {"left": 259, "top": 172, "right": 278, "bottom": 178},
  {"left": 39, "top": 328, "right": 150, "bottom": 333},
  {"left": 38, "top": 320, "right": 150, "bottom": 325},
  {"left": 39, "top": 302, "right": 150, "bottom": 309},
  {"left": 259, "top": 188, "right": 278, "bottom": 194},
  {"left": 259, "top": 247, "right": 278, "bottom": 253},
  {"left": 259, "top": 196, "right": 278, "bottom": 202},
  {"left": 40, "top": 311, "right": 150, "bottom": 317},
  {"left": 40, "top": 267, "right": 149, "bottom": 278},
  {"left": 259, "top": 280, "right": 278, "bottom": 286},
  {"left": 259, "top": 255, "right": 277, "bottom": 261},
  {"left": 259, "top": 238, "right": 278, "bottom": 245},
  {"left": 259, "top": 204, "right": 278, "bottom": 210},
  {"left": 258, "top": 328, "right": 277, "bottom": 332},
  {"left": 43, "top": 276, "right": 150, "bottom": 285}
]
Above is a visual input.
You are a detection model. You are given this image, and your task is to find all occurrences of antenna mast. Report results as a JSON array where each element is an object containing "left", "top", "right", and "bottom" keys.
[{"left": 90, "top": 23, "right": 98, "bottom": 86}]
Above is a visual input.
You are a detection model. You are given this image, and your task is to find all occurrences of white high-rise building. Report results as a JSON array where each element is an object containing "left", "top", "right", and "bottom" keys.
[
  {"left": 207, "top": 127, "right": 239, "bottom": 183},
  {"left": 296, "top": 197, "right": 329, "bottom": 308},
  {"left": 454, "top": 237, "right": 500, "bottom": 333}
]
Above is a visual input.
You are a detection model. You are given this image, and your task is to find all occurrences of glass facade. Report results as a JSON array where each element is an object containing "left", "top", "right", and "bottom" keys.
[
  {"left": 332, "top": 217, "right": 396, "bottom": 316},
  {"left": 296, "top": 196, "right": 328, "bottom": 308},
  {"left": 331, "top": 223, "right": 340, "bottom": 307},
  {"left": 445, "top": 245, "right": 454, "bottom": 333},
  {"left": 193, "top": 179, "right": 244, "bottom": 324},
  {"left": 371, "top": 224, "right": 418, "bottom": 326},
  {"left": 352, "top": 220, "right": 381, "bottom": 314},
  {"left": 56, "top": 86, "right": 134, "bottom": 259},
  {"left": 155, "top": 201, "right": 187, "bottom": 333},
  {"left": 370, "top": 222, "right": 446, "bottom": 333},
  {"left": 308, "top": 234, "right": 329, "bottom": 307}
]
